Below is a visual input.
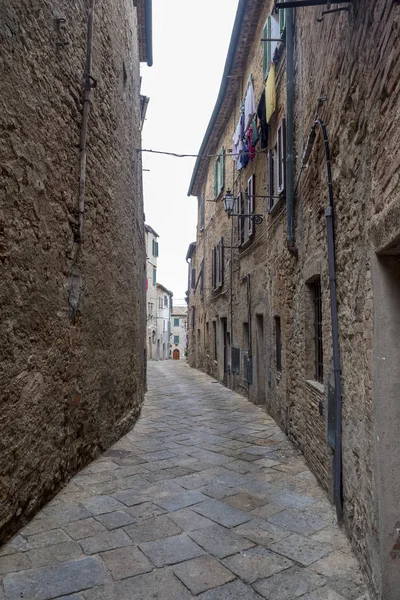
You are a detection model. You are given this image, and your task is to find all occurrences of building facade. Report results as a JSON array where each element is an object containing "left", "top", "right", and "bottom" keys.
[
  {"left": 145, "top": 224, "right": 159, "bottom": 360},
  {"left": 156, "top": 284, "right": 173, "bottom": 360},
  {"left": 187, "top": 1, "right": 400, "bottom": 598},
  {"left": 170, "top": 306, "right": 188, "bottom": 360},
  {"left": 0, "top": 0, "right": 152, "bottom": 542}
]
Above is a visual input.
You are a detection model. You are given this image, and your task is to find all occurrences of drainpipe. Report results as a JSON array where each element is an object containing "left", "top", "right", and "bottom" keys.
[
  {"left": 315, "top": 118, "right": 343, "bottom": 522},
  {"left": 77, "top": 0, "right": 96, "bottom": 248},
  {"left": 285, "top": 3, "right": 297, "bottom": 257}
]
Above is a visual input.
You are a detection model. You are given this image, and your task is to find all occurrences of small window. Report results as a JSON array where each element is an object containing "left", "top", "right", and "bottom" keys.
[
  {"left": 191, "top": 268, "right": 196, "bottom": 289},
  {"left": 247, "top": 174, "right": 256, "bottom": 239},
  {"left": 152, "top": 267, "right": 156, "bottom": 285},
  {"left": 152, "top": 239, "right": 159, "bottom": 257},
  {"left": 164, "top": 295, "right": 168, "bottom": 307},
  {"left": 267, "top": 119, "right": 286, "bottom": 211},
  {"left": 211, "top": 238, "right": 224, "bottom": 291},
  {"left": 199, "top": 193, "right": 205, "bottom": 230},
  {"left": 213, "top": 321, "right": 217, "bottom": 361},
  {"left": 159, "top": 297, "right": 162, "bottom": 309},
  {"left": 174, "top": 335, "right": 179, "bottom": 345},
  {"left": 312, "top": 279, "right": 324, "bottom": 383},
  {"left": 275, "top": 316, "right": 282, "bottom": 372},
  {"left": 214, "top": 147, "right": 225, "bottom": 199},
  {"left": 174, "top": 318, "right": 180, "bottom": 327},
  {"left": 262, "top": 11, "right": 282, "bottom": 81}
]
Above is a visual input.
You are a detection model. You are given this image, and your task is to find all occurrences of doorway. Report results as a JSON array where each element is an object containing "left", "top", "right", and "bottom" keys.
[
  {"left": 221, "top": 317, "right": 228, "bottom": 385},
  {"left": 173, "top": 349, "right": 180, "bottom": 360},
  {"left": 255, "top": 314, "right": 265, "bottom": 405}
]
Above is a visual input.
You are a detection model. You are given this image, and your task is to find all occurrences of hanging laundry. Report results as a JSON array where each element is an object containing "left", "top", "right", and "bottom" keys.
[
  {"left": 265, "top": 63, "right": 276, "bottom": 123},
  {"left": 232, "top": 119, "right": 241, "bottom": 162},
  {"left": 244, "top": 80, "right": 256, "bottom": 131},
  {"left": 251, "top": 116, "right": 259, "bottom": 147},
  {"left": 257, "top": 90, "right": 268, "bottom": 149},
  {"left": 247, "top": 126, "right": 256, "bottom": 161}
]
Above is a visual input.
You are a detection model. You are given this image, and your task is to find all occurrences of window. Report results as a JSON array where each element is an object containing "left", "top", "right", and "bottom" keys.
[
  {"left": 247, "top": 174, "right": 256, "bottom": 239},
  {"left": 152, "top": 267, "right": 156, "bottom": 285},
  {"left": 262, "top": 10, "right": 285, "bottom": 81},
  {"left": 192, "top": 307, "right": 195, "bottom": 329},
  {"left": 312, "top": 279, "right": 324, "bottom": 383},
  {"left": 199, "top": 194, "right": 205, "bottom": 230},
  {"left": 174, "top": 335, "right": 179, "bottom": 345},
  {"left": 213, "top": 321, "right": 217, "bottom": 361},
  {"left": 191, "top": 268, "right": 196, "bottom": 289},
  {"left": 238, "top": 192, "right": 245, "bottom": 246},
  {"left": 267, "top": 119, "right": 286, "bottom": 211},
  {"left": 159, "top": 297, "right": 163, "bottom": 309},
  {"left": 152, "top": 239, "right": 159, "bottom": 257},
  {"left": 231, "top": 347, "right": 240, "bottom": 374},
  {"left": 211, "top": 238, "right": 224, "bottom": 291},
  {"left": 174, "top": 318, "right": 180, "bottom": 327},
  {"left": 214, "top": 147, "right": 225, "bottom": 199},
  {"left": 275, "top": 316, "right": 282, "bottom": 372},
  {"left": 164, "top": 295, "right": 168, "bottom": 307}
]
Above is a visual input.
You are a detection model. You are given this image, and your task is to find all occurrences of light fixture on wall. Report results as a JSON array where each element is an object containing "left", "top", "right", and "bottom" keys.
[{"left": 223, "top": 190, "right": 264, "bottom": 224}]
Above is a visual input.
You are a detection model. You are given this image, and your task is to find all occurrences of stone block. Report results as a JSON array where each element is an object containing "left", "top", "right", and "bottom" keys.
[
  {"left": 28, "top": 541, "right": 83, "bottom": 568},
  {"left": 252, "top": 565, "right": 327, "bottom": 599},
  {"left": 154, "top": 490, "right": 208, "bottom": 512},
  {"left": 139, "top": 534, "right": 205, "bottom": 567},
  {"left": 81, "top": 495, "right": 126, "bottom": 516},
  {"left": 100, "top": 546, "right": 153, "bottom": 580},
  {"left": 267, "top": 508, "right": 329, "bottom": 536},
  {"left": 80, "top": 529, "right": 132, "bottom": 555},
  {"left": 64, "top": 518, "right": 107, "bottom": 541},
  {"left": 94, "top": 511, "right": 135, "bottom": 530},
  {"left": 168, "top": 508, "right": 216, "bottom": 532},
  {"left": 26, "top": 529, "right": 71, "bottom": 549},
  {"left": 124, "top": 514, "right": 182, "bottom": 543},
  {"left": 222, "top": 546, "right": 293, "bottom": 583},
  {"left": 269, "top": 533, "right": 333, "bottom": 566},
  {"left": 224, "top": 493, "right": 266, "bottom": 512},
  {"left": 3, "top": 557, "right": 108, "bottom": 600},
  {"left": 199, "top": 579, "right": 263, "bottom": 600},
  {"left": 172, "top": 555, "right": 235, "bottom": 595},
  {"left": 191, "top": 499, "right": 252, "bottom": 528},
  {"left": 189, "top": 523, "right": 255, "bottom": 558},
  {"left": 126, "top": 502, "right": 166, "bottom": 521}
]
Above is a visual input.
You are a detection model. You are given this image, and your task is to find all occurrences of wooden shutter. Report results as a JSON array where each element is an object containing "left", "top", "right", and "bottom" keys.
[
  {"left": 219, "top": 147, "right": 225, "bottom": 194},
  {"left": 219, "top": 237, "right": 224, "bottom": 287},
  {"left": 277, "top": 118, "right": 286, "bottom": 195},
  {"left": 267, "top": 150, "right": 274, "bottom": 211},
  {"left": 214, "top": 160, "right": 218, "bottom": 199},
  {"left": 279, "top": 9, "right": 286, "bottom": 36},
  {"left": 212, "top": 247, "right": 216, "bottom": 290},
  {"left": 263, "top": 17, "right": 272, "bottom": 80},
  {"left": 247, "top": 175, "right": 255, "bottom": 238}
]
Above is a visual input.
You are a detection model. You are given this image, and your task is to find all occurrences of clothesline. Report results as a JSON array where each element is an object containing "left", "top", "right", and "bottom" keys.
[{"left": 137, "top": 148, "right": 268, "bottom": 159}]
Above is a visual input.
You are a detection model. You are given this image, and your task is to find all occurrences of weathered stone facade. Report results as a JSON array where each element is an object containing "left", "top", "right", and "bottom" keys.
[
  {"left": 0, "top": 1, "right": 150, "bottom": 542},
  {"left": 187, "top": 1, "right": 400, "bottom": 598}
]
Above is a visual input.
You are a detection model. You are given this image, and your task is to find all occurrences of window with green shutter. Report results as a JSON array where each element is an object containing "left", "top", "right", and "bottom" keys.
[
  {"left": 174, "top": 335, "right": 179, "bottom": 345},
  {"left": 279, "top": 9, "right": 286, "bottom": 36},
  {"left": 174, "top": 318, "right": 179, "bottom": 327},
  {"left": 213, "top": 147, "right": 225, "bottom": 199}
]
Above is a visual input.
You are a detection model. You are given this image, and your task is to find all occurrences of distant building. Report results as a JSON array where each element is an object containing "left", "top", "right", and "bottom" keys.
[
  {"left": 156, "top": 284, "right": 173, "bottom": 360},
  {"left": 170, "top": 306, "right": 188, "bottom": 360},
  {"left": 145, "top": 224, "right": 159, "bottom": 360}
]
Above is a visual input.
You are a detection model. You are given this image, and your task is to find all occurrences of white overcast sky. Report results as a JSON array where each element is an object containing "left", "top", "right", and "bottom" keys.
[{"left": 140, "top": 0, "right": 238, "bottom": 303}]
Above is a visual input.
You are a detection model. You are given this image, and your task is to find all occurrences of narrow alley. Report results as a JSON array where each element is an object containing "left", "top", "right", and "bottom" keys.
[{"left": 0, "top": 362, "right": 370, "bottom": 600}]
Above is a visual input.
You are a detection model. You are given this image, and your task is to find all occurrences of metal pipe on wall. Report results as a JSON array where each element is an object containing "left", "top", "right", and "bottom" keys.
[
  {"left": 77, "top": 0, "right": 96, "bottom": 248},
  {"left": 285, "top": 2, "right": 297, "bottom": 256}
]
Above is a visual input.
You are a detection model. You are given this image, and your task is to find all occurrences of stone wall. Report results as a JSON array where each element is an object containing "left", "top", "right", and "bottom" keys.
[
  {"left": 0, "top": 0, "right": 146, "bottom": 542},
  {"left": 187, "top": 1, "right": 400, "bottom": 596}
]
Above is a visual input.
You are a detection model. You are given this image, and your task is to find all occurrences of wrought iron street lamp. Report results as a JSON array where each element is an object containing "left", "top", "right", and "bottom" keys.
[{"left": 223, "top": 190, "right": 264, "bottom": 224}]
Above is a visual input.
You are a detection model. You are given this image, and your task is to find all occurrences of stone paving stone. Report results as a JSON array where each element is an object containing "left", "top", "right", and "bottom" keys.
[
  {"left": 0, "top": 535, "right": 30, "bottom": 556},
  {"left": 224, "top": 492, "right": 266, "bottom": 512},
  {"left": 126, "top": 501, "right": 166, "bottom": 521},
  {"left": 269, "top": 533, "right": 333, "bottom": 566},
  {"left": 100, "top": 546, "right": 153, "bottom": 580},
  {"left": 154, "top": 490, "right": 208, "bottom": 512},
  {"left": 199, "top": 579, "right": 263, "bottom": 600},
  {"left": 252, "top": 565, "right": 327, "bottom": 599},
  {"left": 191, "top": 499, "right": 252, "bottom": 528},
  {"left": 267, "top": 508, "right": 329, "bottom": 536},
  {"left": 176, "top": 468, "right": 227, "bottom": 490},
  {"left": 139, "top": 534, "right": 205, "bottom": 567},
  {"left": 40, "top": 503, "right": 91, "bottom": 525},
  {"left": 139, "top": 450, "right": 177, "bottom": 462},
  {"left": 83, "top": 568, "right": 193, "bottom": 600},
  {"left": 64, "top": 518, "right": 107, "bottom": 541},
  {"left": 124, "top": 514, "right": 182, "bottom": 543},
  {"left": 250, "top": 503, "right": 284, "bottom": 520},
  {"left": 299, "top": 586, "right": 347, "bottom": 599},
  {"left": 234, "top": 518, "right": 289, "bottom": 546},
  {"left": 3, "top": 556, "right": 108, "bottom": 600},
  {"left": 172, "top": 555, "right": 235, "bottom": 595},
  {"left": 28, "top": 541, "right": 83, "bottom": 568},
  {"left": 94, "top": 510, "right": 136, "bottom": 530},
  {"left": 310, "top": 528, "right": 352, "bottom": 553},
  {"left": 80, "top": 529, "right": 132, "bottom": 555},
  {"left": 0, "top": 552, "right": 31, "bottom": 575},
  {"left": 189, "top": 523, "right": 255, "bottom": 558},
  {"left": 198, "top": 483, "right": 238, "bottom": 500},
  {"left": 25, "top": 528, "right": 71, "bottom": 549},
  {"left": 265, "top": 488, "right": 317, "bottom": 510},
  {"left": 168, "top": 508, "right": 216, "bottom": 532},
  {"left": 221, "top": 546, "right": 293, "bottom": 583}
]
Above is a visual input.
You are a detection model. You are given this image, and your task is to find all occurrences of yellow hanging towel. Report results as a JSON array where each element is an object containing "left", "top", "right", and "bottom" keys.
[{"left": 265, "top": 63, "right": 276, "bottom": 123}]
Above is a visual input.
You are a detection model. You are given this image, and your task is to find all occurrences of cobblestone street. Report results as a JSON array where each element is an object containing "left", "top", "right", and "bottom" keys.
[{"left": 0, "top": 362, "right": 371, "bottom": 599}]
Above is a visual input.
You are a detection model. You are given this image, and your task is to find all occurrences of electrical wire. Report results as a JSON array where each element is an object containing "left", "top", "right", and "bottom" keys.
[{"left": 137, "top": 148, "right": 267, "bottom": 159}]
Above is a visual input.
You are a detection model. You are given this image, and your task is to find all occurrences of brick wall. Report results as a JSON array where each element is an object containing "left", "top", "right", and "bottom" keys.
[{"left": 0, "top": 0, "right": 146, "bottom": 542}]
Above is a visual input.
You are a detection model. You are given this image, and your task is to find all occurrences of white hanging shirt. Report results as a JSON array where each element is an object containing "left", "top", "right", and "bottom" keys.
[{"left": 244, "top": 81, "right": 256, "bottom": 131}]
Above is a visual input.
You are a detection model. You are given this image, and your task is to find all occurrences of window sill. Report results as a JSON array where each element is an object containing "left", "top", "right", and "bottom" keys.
[
  {"left": 268, "top": 195, "right": 285, "bottom": 217},
  {"left": 306, "top": 379, "right": 324, "bottom": 395}
]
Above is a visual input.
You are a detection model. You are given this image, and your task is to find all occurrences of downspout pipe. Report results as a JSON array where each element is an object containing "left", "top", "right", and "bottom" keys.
[
  {"left": 77, "top": 0, "right": 96, "bottom": 248},
  {"left": 315, "top": 118, "right": 343, "bottom": 522},
  {"left": 285, "top": 2, "right": 297, "bottom": 257},
  {"left": 144, "top": 0, "right": 153, "bottom": 67}
]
